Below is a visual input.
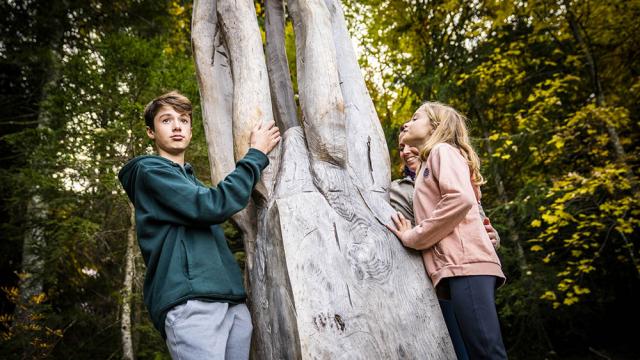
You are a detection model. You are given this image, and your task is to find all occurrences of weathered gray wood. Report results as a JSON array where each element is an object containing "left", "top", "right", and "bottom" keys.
[
  {"left": 265, "top": 0, "right": 299, "bottom": 132},
  {"left": 192, "top": 0, "right": 258, "bottom": 271},
  {"left": 251, "top": 127, "right": 311, "bottom": 360},
  {"left": 192, "top": 0, "right": 235, "bottom": 184},
  {"left": 218, "top": 0, "right": 280, "bottom": 198},
  {"left": 288, "top": 0, "right": 346, "bottom": 166},
  {"left": 276, "top": 192, "right": 453, "bottom": 359},
  {"left": 268, "top": 134, "right": 453, "bottom": 358},
  {"left": 325, "top": 0, "right": 390, "bottom": 192}
]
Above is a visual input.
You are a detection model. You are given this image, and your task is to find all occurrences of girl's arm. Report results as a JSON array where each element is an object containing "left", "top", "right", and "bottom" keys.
[{"left": 396, "top": 144, "right": 477, "bottom": 250}]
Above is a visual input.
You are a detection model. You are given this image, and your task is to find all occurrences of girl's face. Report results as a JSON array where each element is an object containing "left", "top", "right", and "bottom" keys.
[
  {"left": 399, "top": 143, "right": 420, "bottom": 172},
  {"left": 402, "top": 109, "right": 434, "bottom": 147}
]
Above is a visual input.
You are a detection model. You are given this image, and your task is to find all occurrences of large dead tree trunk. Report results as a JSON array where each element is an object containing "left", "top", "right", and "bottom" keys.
[{"left": 192, "top": 1, "right": 455, "bottom": 358}]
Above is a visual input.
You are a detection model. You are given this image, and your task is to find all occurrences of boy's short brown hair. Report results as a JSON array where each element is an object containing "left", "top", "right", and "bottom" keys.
[{"left": 143, "top": 91, "right": 192, "bottom": 130}]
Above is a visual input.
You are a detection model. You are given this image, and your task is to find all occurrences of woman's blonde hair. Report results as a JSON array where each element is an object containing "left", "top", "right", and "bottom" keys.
[{"left": 416, "top": 101, "right": 485, "bottom": 186}]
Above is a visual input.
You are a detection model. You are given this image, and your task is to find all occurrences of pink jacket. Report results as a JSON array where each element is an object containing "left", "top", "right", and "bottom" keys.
[{"left": 402, "top": 143, "right": 505, "bottom": 288}]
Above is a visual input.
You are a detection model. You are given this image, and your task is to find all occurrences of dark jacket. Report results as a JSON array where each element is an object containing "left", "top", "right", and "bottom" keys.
[
  {"left": 118, "top": 148, "right": 269, "bottom": 337},
  {"left": 389, "top": 176, "right": 416, "bottom": 224}
]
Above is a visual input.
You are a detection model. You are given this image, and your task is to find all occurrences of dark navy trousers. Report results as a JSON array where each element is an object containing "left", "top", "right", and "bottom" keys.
[
  {"left": 439, "top": 299, "right": 469, "bottom": 360},
  {"left": 448, "top": 275, "right": 507, "bottom": 360}
]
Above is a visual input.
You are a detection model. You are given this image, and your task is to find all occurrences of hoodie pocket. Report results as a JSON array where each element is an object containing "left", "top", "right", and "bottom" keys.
[
  {"left": 180, "top": 238, "right": 191, "bottom": 279},
  {"left": 432, "top": 242, "right": 450, "bottom": 268}
]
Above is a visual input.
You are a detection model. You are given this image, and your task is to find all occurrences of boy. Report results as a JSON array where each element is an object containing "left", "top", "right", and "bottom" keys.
[{"left": 118, "top": 91, "right": 280, "bottom": 359}]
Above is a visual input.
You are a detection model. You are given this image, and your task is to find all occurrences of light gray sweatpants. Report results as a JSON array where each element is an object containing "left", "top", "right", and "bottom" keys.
[{"left": 164, "top": 300, "right": 253, "bottom": 360}]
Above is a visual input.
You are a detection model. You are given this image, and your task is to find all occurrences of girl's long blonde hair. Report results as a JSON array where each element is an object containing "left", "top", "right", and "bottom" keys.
[{"left": 417, "top": 102, "right": 485, "bottom": 186}]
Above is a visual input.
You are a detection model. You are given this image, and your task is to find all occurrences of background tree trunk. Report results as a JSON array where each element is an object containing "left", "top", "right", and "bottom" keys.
[
  {"left": 120, "top": 202, "right": 137, "bottom": 360},
  {"left": 192, "top": 0, "right": 455, "bottom": 358},
  {"left": 15, "top": 42, "right": 62, "bottom": 359}
]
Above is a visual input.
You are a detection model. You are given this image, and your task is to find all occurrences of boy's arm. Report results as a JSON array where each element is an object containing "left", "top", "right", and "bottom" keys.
[
  {"left": 401, "top": 145, "right": 476, "bottom": 250},
  {"left": 140, "top": 148, "right": 269, "bottom": 227}
]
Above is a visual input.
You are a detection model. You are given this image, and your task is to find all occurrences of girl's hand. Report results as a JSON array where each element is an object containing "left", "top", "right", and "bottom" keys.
[{"left": 386, "top": 212, "right": 412, "bottom": 242}]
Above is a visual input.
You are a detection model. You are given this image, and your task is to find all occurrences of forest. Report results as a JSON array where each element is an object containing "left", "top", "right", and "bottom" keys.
[{"left": 0, "top": 0, "right": 638, "bottom": 358}]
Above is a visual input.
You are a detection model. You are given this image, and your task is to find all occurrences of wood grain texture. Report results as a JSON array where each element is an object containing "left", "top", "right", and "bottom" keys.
[
  {"left": 265, "top": 0, "right": 299, "bottom": 132},
  {"left": 248, "top": 127, "right": 310, "bottom": 360},
  {"left": 276, "top": 192, "right": 455, "bottom": 359},
  {"left": 192, "top": 0, "right": 258, "bottom": 276},
  {"left": 192, "top": 0, "right": 235, "bottom": 184},
  {"left": 218, "top": 0, "right": 280, "bottom": 197},
  {"left": 288, "top": 0, "right": 346, "bottom": 166},
  {"left": 324, "top": 0, "right": 391, "bottom": 192}
]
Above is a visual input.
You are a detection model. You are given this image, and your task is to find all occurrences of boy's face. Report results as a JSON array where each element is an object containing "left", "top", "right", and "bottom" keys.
[{"left": 146, "top": 106, "right": 192, "bottom": 158}]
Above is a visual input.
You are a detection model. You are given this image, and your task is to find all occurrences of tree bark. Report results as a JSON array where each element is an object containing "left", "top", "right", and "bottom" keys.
[
  {"left": 16, "top": 41, "right": 62, "bottom": 327},
  {"left": 217, "top": 0, "right": 281, "bottom": 199},
  {"left": 120, "top": 202, "right": 136, "bottom": 360},
  {"left": 265, "top": 0, "right": 299, "bottom": 132},
  {"left": 193, "top": 0, "right": 455, "bottom": 358},
  {"left": 324, "top": 0, "right": 390, "bottom": 191},
  {"left": 17, "top": 196, "right": 46, "bottom": 322}
]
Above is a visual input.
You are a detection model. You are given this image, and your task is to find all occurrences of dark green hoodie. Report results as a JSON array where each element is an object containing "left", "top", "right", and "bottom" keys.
[{"left": 118, "top": 148, "right": 268, "bottom": 338}]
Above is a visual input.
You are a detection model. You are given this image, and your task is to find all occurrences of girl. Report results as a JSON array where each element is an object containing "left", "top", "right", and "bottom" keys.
[{"left": 388, "top": 102, "right": 507, "bottom": 359}]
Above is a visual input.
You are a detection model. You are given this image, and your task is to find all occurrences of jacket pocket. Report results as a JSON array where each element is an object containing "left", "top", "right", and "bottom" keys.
[
  {"left": 180, "top": 238, "right": 191, "bottom": 279},
  {"left": 455, "top": 227, "right": 466, "bottom": 259},
  {"left": 433, "top": 242, "right": 445, "bottom": 258},
  {"left": 432, "top": 242, "right": 450, "bottom": 269},
  {"left": 165, "top": 300, "right": 192, "bottom": 327}
]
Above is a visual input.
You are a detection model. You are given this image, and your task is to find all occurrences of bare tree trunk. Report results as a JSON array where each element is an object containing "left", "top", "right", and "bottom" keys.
[
  {"left": 15, "top": 42, "right": 62, "bottom": 358},
  {"left": 120, "top": 203, "right": 136, "bottom": 360},
  {"left": 17, "top": 196, "right": 46, "bottom": 323},
  {"left": 193, "top": 0, "right": 455, "bottom": 358}
]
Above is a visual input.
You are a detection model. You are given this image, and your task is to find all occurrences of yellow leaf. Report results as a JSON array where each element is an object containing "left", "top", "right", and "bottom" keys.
[
  {"left": 563, "top": 296, "right": 578, "bottom": 306},
  {"left": 573, "top": 285, "right": 591, "bottom": 295},
  {"left": 542, "top": 213, "right": 559, "bottom": 224},
  {"left": 540, "top": 291, "right": 557, "bottom": 301}
]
